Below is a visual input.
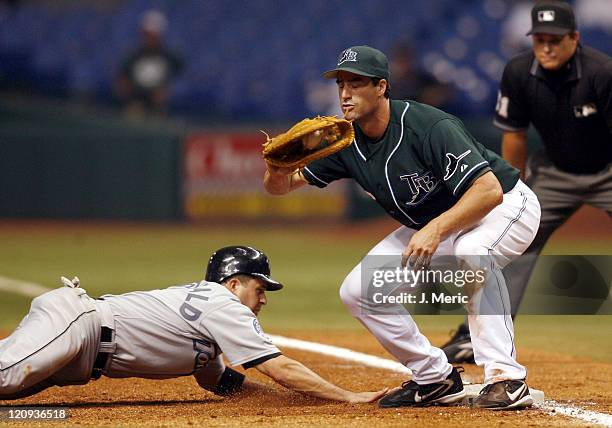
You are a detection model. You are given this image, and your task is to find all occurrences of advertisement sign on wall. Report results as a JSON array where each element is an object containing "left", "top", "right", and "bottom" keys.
[{"left": 183, "top": 132, "right": 346, "bottom": 220}]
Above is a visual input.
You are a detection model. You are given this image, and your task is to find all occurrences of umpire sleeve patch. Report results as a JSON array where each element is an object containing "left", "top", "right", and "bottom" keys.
[{"left": 495, "top": 92, "right": 510, "bottom": 119}]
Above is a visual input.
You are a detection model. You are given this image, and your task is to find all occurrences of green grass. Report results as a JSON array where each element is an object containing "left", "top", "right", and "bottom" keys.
[
  {"left": 0, "top": 223, "right": 371, "bottom": 330},
  {"left": 513, "top": 315, "right": 612, "bottom": 362},
  {"left": 0, "top": 222, "right": 610, "bottom": 362},
  {"left": 0, "top": 293, "right": 31, "bottom": 328},
  {"left": 412, "top": 315, "right": 612, "bottom": 363}
]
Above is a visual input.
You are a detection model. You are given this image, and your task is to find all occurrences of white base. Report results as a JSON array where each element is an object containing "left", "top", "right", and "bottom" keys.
[{"left": 462, "top": 384, "right": 545, "bottom": 405}]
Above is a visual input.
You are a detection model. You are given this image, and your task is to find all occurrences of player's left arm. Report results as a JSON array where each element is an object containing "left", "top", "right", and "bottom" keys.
[{"left": 253, "top": 354, "right": 388, "bottom": 403}]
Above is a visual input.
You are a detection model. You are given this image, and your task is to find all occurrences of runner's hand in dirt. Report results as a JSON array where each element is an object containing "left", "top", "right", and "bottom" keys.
[{"left": 348, "top": 388, "right": 390, "bottom": 403}]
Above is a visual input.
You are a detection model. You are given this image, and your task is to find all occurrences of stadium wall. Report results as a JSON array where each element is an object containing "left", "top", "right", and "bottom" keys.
[
  {"left": 0, "top": 100, "right": 542, "bottom": 221},
  {"left": 0, "top": 100, "right": 182, "bottom": 220}
]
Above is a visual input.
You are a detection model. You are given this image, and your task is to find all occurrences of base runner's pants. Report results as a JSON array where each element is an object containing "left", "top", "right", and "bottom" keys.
[{"left": 0, "top": 286, "right": 102, "bottom": 399}]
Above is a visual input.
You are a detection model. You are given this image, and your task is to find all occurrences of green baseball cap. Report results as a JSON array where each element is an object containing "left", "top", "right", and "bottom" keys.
[{"left": 323, "top": 45, "right": 389, "bottom": 80}]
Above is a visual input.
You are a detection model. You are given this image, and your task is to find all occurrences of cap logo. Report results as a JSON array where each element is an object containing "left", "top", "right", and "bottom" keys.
[
  {"left": 338, "top": 48, "right": 358, "bottom": 65},
  {"left": 538, "top": 10, "right": 555, "bottom": 22}
]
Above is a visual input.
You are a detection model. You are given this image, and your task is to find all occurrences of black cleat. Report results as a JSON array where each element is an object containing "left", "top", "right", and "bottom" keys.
[
  {"left": 441, "top": 325, "right": 475, "bottom": 364},
  {"left": 378, "top": 367, "right": 466, "bottom": 408},
  {"left": 472, "top": 380, "right": 534, "bottom": 410}
]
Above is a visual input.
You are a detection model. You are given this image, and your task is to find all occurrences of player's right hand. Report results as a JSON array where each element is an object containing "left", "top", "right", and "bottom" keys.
[{"left": 347, "top": 387, "right": 389, "bottom": 403}]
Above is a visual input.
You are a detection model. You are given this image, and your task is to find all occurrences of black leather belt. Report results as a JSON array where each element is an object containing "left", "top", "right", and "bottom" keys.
[{"left": 91, "top": 326, "right": 113, "bottom": 379}]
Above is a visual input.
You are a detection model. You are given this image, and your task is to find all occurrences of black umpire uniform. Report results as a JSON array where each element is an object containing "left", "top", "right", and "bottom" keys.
[
  {"left": 494, "top": 43, "right": 612, "bottom": 174},
  {"left": 444, "top": 0, "right": 611, "bottom": 363},
  {"left": 493, "top": 4, "right": 612, "bottom": 316}
]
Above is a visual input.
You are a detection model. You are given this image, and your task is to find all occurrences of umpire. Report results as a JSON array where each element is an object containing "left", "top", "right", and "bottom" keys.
[{"left": 443, "top": 0, "right": 612, "bottom": 363}]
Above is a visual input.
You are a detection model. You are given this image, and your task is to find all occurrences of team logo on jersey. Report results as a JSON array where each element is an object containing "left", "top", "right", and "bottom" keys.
[
  {"left": 537, "top": 10, "right": 555, "bottom": 22},
  {"left": 338, "top": 48, "right": 358, "bottom": 65},
  {"left": 444, "top": 150, "right": 471, "bottom": 181},
  {"left": 253, "top": 318, "right": 263, "bottom": 335},
  {"left": 573, "top": 103, "right": 598, "bottom": 118},
  {"left": 253, "top": 319, "right": 273, "bottom": 343},
  {"left": 400, "top": 171, "right": 439, "bottom": 206}
]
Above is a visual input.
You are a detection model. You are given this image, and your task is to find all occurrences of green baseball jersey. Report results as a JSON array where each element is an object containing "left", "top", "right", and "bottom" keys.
[{"left": 303, "top": 100, "right": 519, "bottom": 229}]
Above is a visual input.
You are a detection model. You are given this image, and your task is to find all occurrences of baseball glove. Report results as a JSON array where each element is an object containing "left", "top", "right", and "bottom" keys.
[{"left": 262, "top": 116, "right": 354, "bottom": 169}]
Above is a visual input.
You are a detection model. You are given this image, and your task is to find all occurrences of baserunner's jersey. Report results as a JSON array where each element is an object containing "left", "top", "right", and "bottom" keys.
[
  {"left": 303, "top": 100, "right": 519, "bottom": 228},
  {"left": 100, "top": 281, "right": 280, "bottom": 379}
]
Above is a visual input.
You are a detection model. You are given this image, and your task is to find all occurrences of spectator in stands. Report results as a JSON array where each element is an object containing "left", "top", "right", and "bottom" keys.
[
  {"left": 575, "top": 0, "right": 612, "bottom": 34},
  {"left": 115, "top": 9, "right": 183, "bottom": 118},
  {"left": 388, "top": 41, "right": 452, "bottom": 108},
  {"left": 500, "top": 1, "right": 534, "bottom": 55}
]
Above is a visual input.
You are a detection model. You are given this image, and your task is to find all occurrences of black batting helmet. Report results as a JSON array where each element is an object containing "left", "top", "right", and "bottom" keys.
[{"left": 205, "top": 246, "right": 283, "bottom": 291}]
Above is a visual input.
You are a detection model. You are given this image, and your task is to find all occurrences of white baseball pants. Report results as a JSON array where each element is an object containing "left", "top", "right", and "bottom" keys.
[{"left": 339, "top": 180, "right": 541, "bottom": 384}]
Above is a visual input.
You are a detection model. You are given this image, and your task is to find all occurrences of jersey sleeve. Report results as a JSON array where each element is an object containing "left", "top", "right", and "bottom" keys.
[
  {"left": 201, "top": 301, "right": 281, "bottom": 368},
  {"left": 424, "top": 119, "right": 492, "bottom": 197},
  {"left": 302, "top": 153, "right": 350, "bottom": 188},
  {"left": 493, "top": 62, "right": 530, "bottom": 131}
]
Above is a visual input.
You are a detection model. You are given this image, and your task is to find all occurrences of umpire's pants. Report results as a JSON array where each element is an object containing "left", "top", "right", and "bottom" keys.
[{"left": 504, "top": 151, "right": 612, "bottom": 316}]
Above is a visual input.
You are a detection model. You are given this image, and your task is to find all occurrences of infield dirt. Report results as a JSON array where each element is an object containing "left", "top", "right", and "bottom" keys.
[
  {"left": 1, "top": 330, "right": 609, "bottom": 427},
  {"left": 0, "top": 207, "right": 609, "bottom": 426}
]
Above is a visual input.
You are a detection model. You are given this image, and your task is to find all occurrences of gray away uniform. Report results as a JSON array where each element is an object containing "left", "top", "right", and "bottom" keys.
[{"left": 0, "top": 280, "right": 280, "bottom": 399}]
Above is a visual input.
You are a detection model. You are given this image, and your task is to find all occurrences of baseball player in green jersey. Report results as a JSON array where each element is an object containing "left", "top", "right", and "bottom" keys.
[{"left": 264, "top": 46, "right": 541, "bottom": 410}]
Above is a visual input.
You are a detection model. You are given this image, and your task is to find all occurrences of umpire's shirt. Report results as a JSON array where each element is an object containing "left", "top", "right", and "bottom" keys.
[
  {"left": 303, "top": 100, "right": 519, "bottom": 229},
  {"left": 494, "top": 45, "right": 612, "bottom": 174}
]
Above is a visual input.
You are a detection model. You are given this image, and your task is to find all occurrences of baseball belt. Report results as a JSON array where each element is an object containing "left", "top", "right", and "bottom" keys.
[
  {"left": 91, "top": 326, "right": 113, "bottom": 379},
  {"left": 90, "top": 297, "right": 116, "bottom": 380}
]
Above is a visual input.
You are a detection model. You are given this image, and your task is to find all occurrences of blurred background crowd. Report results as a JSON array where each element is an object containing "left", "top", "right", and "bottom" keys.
[
  {"left": 0, "top": 0, "right": 610, "bottom": 222},
  {"left": 1, "top": 0, "right": 610, "bottom": 121}
]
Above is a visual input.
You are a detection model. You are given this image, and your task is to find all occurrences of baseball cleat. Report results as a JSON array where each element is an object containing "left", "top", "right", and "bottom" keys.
[
  {"left": 441, "top": 325, "right": 475, "bottom": 364},
  {"left": 378, "top": 367, "right": 466, "bottom": 408},
  {"left": 472, "top": 379, "right": 534, "bottom": 410}
]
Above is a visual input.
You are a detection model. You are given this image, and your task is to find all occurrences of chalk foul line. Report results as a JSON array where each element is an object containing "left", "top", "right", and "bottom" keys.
[
  {"left": 269, "top": 334, "right": 612, "bottom": 426},
  {"left": 0, "top": 276, "right": 53, "bottom": 298}
]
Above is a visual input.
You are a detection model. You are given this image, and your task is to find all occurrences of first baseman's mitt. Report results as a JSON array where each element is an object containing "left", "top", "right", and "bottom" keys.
[{"left": 262, "top": 116, "right": 354, "bottom": 169}]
